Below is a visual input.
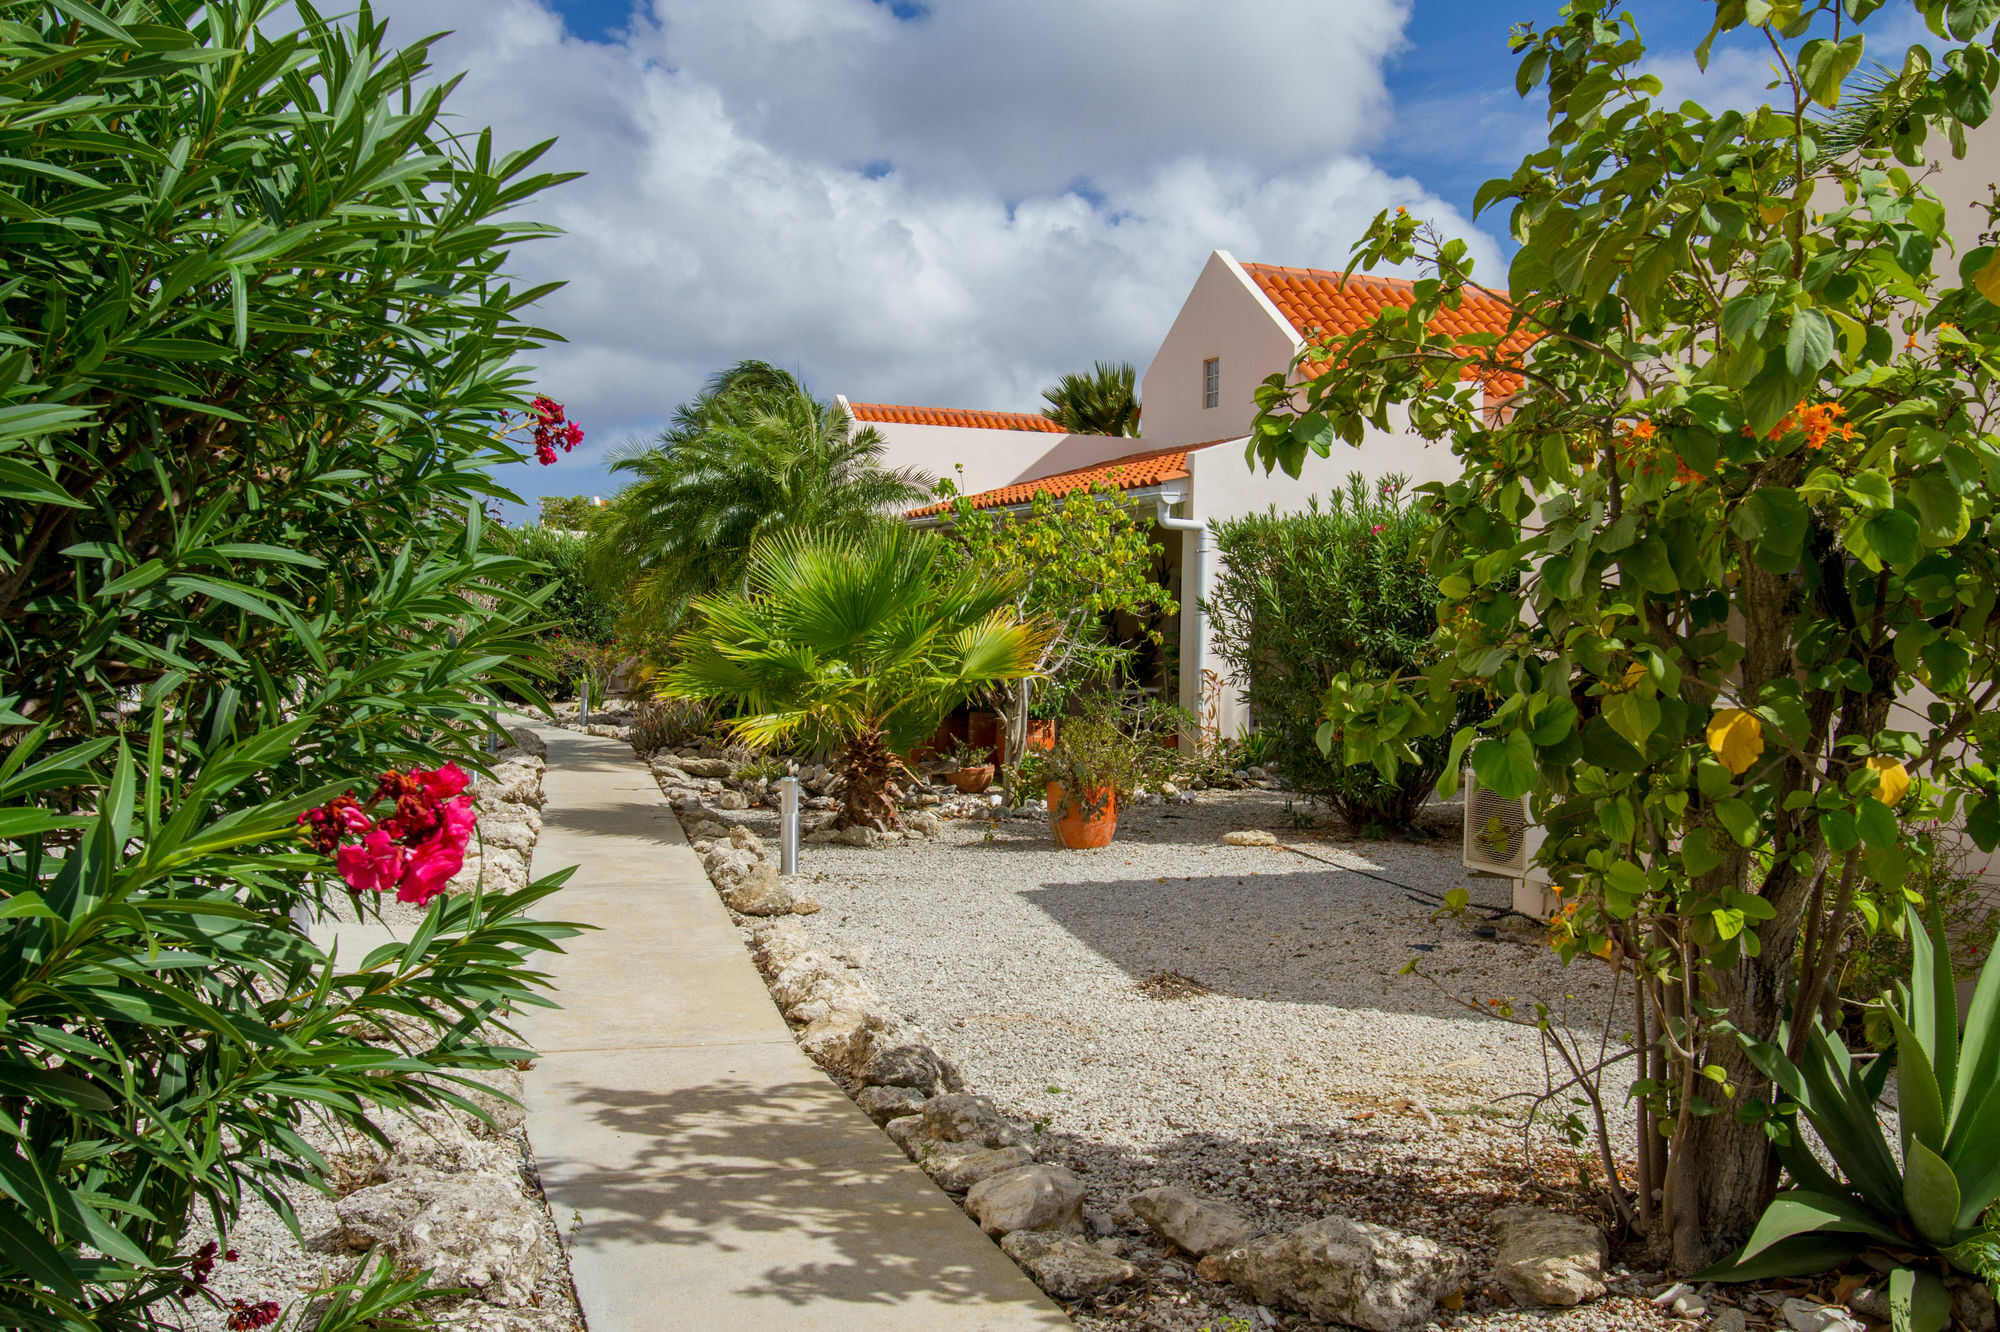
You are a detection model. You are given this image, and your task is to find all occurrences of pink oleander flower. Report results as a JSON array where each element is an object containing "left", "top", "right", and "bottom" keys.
[
  {"left": 334, "top": 827, "right": 406, "bottom": 894},
  {"left": 419, "top": 762, "right": 470, "bottom": 800},
  {"left": 523, "top": 396, "right": 584, "bottom": 466},
  {"left": 398, "top": 795, "right": 476, "bottom": 906},
  {"left": 307, "top": 765, "right": 480, "bottom": 901},
  {"left": 298, "top": 794, "right": 371, "bottom": 853}
]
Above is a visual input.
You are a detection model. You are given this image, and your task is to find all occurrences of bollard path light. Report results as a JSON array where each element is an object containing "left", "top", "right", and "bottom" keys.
[{"left": 779, "top": 776, "right": 800, "bottom": 876}]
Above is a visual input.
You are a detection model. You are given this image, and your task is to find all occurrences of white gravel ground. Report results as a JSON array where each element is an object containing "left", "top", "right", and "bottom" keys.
[{"left": 724, "top": 787, "right": 1726, "bottom": 1332}]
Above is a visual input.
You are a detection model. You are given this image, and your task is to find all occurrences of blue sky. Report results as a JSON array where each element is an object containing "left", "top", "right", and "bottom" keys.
[{"left": 372, "top": 0, "right": 1811, "bottom": 519}]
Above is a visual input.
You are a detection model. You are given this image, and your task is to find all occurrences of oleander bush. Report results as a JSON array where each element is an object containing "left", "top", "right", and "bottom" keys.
[
  {"left": 1207, "top": 474, "right": 1469, "bottom": 830},
  {"left": 0, "top": 2, "right": 582, "bottom": 1326}
]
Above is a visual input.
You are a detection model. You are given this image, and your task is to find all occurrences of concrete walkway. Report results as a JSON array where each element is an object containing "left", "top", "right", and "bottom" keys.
[{"left": 517, "top": 725, "right": 1072, "bottom": 1332}]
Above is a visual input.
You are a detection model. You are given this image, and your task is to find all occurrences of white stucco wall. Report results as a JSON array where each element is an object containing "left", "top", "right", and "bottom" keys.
[
  {"left": 1138, "top": 250, "right": 1302, "bottom": 449},
  {"left": 1014, "top": 433, "right": 1174, "bottom": 483},
  {"left": 847, "top": 419, "right": 1063, "bottom": 497},
  {"left": 845, "top": 409, "right": 1145, "bottom": 499},
  {"left": 1132, "top": 248, "right": 1486, "bottom": 736},
  {"left": 1919, "top": 115, "right": 1998, "bottom": 272}
]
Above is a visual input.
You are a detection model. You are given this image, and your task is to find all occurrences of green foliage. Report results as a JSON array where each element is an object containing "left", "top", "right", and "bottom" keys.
[
  {"left": 544, "top": 636, "right": 626, "bottom": 704},
  {"left": 492, "top": 526, "right": 623, "bottom": 644},
  {"left": 1246, "top": 0, "right": 2000, "bottom": 1268},
  {"left": 0, "top": 0, "right": 568, "bottom": 739},
  {"left": 627, "top": 695, "right": 713, "bottom": 757},
  {"left": 1701, "top": 905, "right": 2000, "bottom": 1330},
  {"left": 662, "top": 525, "right": 1049, "bottom": 826},
  {"left": 591, "top": 361, "right": 932, "bottom": 634},
  {"left": 1207, "top": 474, "right": 1470, "bottom": 829},
  {"left": 296, "top": 1251, "right": 455, "bottom": 1332},
  {"left": 0, "top": 2, "right": 580, "bottom": 1323},
  {"left": 1843, "top": 823, "right": 1998, "bottom": 1042},
  {"left": 1039, "top": 361, "right": 1141, "bottom": 436},
  {"left": 1955, "top": 1207, "right": 2000, "bottom": 1300},
  {"left": 938, "top": 477, "right": 1177, "bottom": 695},
  {"left": 1019, "top": 710, "right": 1176, "bottom": 819},
  {"left": 1236, "top": 728, "right": 1281, "bottom": 767},
  {"left": 538, "top": 495, "right": 598, "bottom": 530}
]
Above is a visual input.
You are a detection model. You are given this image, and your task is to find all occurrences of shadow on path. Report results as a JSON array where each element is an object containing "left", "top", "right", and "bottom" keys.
[{"left": 544, "top": 1073, "right": 1020, "bottom": 1310}]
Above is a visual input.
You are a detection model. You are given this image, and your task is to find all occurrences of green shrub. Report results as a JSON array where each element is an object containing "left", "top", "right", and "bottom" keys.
[
  {"left": 1842, "top": 822, "right": 1999, "bottom": 1046},
  {"left": 664, "top": 525, "right": 1047, "bottom": 830},
  {"left": 629, "top": 696, "right": 713, "bottom": 757},
  {"left": 538, "top": 495, "right": 598, "bottom": 530},
  {"left": 1206, "top": 474, "right": 1468, "bottom": 829},
  {"left": 0, "top": 4, "right": 579, "bottom": 1324},
  {"left": 493, "top": 525, "right": 623, "bottom": 645}
]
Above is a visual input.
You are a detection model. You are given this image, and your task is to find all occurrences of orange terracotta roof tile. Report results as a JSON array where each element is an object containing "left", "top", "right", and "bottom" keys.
[
  {"left": 907, "top": 440, "right": 1230, "bottom": 518},
  {"left": 849, "top": 401, "right": 1067, "bottom": 433},
  {"left": 1241, "top": 262, "right": 1535, "bottom": 397}
]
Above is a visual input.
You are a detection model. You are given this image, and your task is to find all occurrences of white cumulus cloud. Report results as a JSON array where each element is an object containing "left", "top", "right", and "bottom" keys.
[{"left": 369, "top": 0, "right": 1507, "bottom": 502}]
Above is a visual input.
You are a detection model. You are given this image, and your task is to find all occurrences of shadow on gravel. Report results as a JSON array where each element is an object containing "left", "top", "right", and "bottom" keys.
[{"left": 1018, "top": 869, "right": 1589, "bottom": 1019}]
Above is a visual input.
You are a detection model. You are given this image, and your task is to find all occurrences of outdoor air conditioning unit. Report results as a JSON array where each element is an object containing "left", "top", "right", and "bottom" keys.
[{"left": 1461, "top": 769, "right": 1558, "bottom": 920}]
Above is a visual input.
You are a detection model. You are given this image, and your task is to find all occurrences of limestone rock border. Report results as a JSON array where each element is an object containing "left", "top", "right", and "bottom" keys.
[{"left": 691, "top": 830, "right": 1136, "bottom": 1308}]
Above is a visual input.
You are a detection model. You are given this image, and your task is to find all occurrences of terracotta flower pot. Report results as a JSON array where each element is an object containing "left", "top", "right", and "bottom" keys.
[
  {"left": 1046, "top": 781, "right": 1117, "bottom": 848},
  {"left": 948, "top": 764, "right": 996, "bottom": 794},
  {"left": 1025, "top": 718, "right": 1057, "bottom": 753}
]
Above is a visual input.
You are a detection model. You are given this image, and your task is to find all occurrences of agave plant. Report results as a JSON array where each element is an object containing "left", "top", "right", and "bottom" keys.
[
  {"left": 662, "top": 525, "right": 1051, "bottom": 829},
  {"left": 1701, "top": 904, "right": 2000, "bottom": 1331}
]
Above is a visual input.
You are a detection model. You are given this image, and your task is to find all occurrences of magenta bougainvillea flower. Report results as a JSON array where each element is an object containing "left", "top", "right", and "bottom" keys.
[{"left": 300, "top": 763, "right": 479, "bottom": 906}]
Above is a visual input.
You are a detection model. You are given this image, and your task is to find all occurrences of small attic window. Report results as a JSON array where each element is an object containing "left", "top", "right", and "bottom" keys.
[{"left": 1202, "top": 357, "right": 1220, "bottom": 409}]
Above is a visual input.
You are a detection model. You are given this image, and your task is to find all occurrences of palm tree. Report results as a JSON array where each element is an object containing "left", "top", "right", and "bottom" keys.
[
  {"left": 1039, "top": 360, "right": 1140, "bottom": 436},
  {"left": 590, "top": 361, "right": 932, "bottom": 628},
  {"left": 662, "top": 525, "right": 1050, "bottom": 830}
]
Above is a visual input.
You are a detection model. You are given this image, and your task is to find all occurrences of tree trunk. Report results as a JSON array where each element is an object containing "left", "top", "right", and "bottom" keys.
[
  {"left": 836, "top": 728, "right": 904, "bottom": 831},
  {"left": 999, "top": 680, "right": 1029, "bottom": 802},
  {"left": 1661, "top": 948, "right": 1788, "bottom": 1270}
]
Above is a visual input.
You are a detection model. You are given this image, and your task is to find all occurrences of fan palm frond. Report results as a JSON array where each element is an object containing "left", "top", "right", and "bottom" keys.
[
  {"left": 662, "top": 525, "right": 1051, "bottom": 827},
  {"left": 1039, "top": 360, "right": 1141, "bottom": 436}
]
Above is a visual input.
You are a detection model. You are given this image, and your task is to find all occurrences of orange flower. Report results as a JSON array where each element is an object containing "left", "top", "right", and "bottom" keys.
[
  {"left": 1798, "top": 401, "right": 1844, "bottom": 450},
  {"left": 1746, "top": 400, "right": 1849, "bottom": 450}
]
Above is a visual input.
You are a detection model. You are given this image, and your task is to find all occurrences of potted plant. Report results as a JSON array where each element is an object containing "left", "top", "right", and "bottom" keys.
[
  {"left": 941, "top": 739, "right": 998, "bottom": 794},
  {"left": 1022, "top": 715, "right": 1168, "bottom": 849}
]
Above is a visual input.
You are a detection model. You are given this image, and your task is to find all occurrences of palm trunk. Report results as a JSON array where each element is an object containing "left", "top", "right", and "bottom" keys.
[{"left": 837, "top": 728, "right": 904, "bottom": 830}]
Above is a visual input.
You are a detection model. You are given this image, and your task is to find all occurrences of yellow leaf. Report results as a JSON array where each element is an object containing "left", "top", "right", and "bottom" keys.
[
  {"left": 1620, "top": 662, "right": 1648, "bottom": 692},
  {"left": 1706, "top": 708, "right": 1765, "bottom": 776},
  {"left": 1976, "top": 250, "right": 2000, "bottom": 306},
  {"left": 1759, "top": 203, "right": 1790, "bottom": 225},
  {"left": 1865, "top": 755, "right": 1910, "bottom": 805}
]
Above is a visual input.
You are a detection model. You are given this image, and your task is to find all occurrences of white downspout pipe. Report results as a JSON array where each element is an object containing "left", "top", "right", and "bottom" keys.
[{"left": 1152, "top": 494, "right": 1206, "bottom": 731}]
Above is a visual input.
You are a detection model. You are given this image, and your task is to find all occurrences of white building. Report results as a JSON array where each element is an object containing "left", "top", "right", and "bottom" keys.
[{"left": 855, "top": 250, "right": 1518, "bottom": 737}]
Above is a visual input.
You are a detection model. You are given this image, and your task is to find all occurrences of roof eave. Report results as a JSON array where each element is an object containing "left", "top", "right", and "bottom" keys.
[{"left": 904, "top": 479, "right": 1186, "bottom": 529}]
